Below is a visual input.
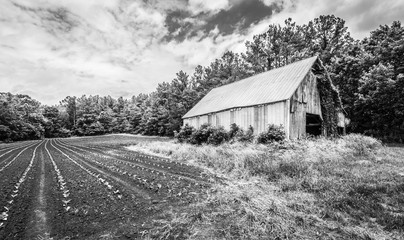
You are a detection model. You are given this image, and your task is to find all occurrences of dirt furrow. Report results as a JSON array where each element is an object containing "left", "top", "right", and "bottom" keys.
[
  {"left": 44, "top": 140, "right": 71, "bottom": 212},
  {"left": 24, "top": 143, "right": 51, "bottom": 240},
  {"left": 46, "top": 139, "right": 152, "bottom": 239},
  {"left": 58, "top": 140, "right": 210, "bottom": 185},
  {"left": 53, "top": 140, "right": 153, "bottom": 201},
  {"left": 0, "top": 141, "right": 34, "bottom": 152},
  {"left": 0, "top": 142, "right": 37, "bottom": 162},
  {"left": 0, "top": 141, "right": 43, "bottom": 239},
  {"left": 0, "top": 142, "right": 39, "bottom": 171}
]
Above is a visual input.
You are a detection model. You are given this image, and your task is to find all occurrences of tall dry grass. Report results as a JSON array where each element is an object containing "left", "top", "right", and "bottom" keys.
[{"left": 129, "top": 134, "right": 404, "bottom": 239}]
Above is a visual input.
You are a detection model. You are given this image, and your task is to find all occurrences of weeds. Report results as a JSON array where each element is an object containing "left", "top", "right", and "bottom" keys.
[{"left": 130, "top": 134, "right": 404, "bottom": 239}]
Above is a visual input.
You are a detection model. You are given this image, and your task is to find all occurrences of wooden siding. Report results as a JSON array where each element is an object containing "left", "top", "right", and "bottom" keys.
[
  {"left": 216, "top": 111, "right": 231, "bottom": 130},
  {"left": 304, "top": 72, "right": 322, "bottom": 116},
  {"left": 184, "top": 101, "right": 287, "bottom": 135},
  {"left": 289, "top": 71, "right": 322, "bottom": 139}
]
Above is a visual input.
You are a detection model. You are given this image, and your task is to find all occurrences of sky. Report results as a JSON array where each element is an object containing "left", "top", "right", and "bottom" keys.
[{"left": 1, "top": 0, "right": 403, "bottom": 105}]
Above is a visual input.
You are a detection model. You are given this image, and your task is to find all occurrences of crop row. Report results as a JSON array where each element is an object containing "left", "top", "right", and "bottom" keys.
[
  {"left": 0, "top": 141, "right": 35, "bottom": 152},
  {"left": 0, "top": 142, "right": 39, "bottom": 172},
  {"left": 44, "top": 140, "right": 72, "bottom": 212},
  {"left": 49, "top": 141, "right": 124, "bottom": 202},
  {"left": 59, "top": 140, "right": 211, "bottom": 183},
  {"left": 56, "top": 141, "right": 207, "bottom": 201},
  {"left": 44, "top": 140, "right": 142, "bottom": 238},
  {"left": 0, "top": 141, "right": 37, "bottom": 164},
  {"left": 0, "top": 141, "right": 42, "bottom": 229}
]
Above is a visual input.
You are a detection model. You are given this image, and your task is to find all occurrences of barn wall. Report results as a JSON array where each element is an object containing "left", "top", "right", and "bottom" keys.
[
  {"left": 289, "top": 101, "right": 306, "bottom": 139},
  {"left": 304, "top": 72, "right": 322, "bottom": 116},
  {"left": 199, "top": 115, "right": 208, "bottom": 127},
  {"left": 266, "top": 101, "right": 288, "bottom": 132},
  {"left": 232, "top": 107, "right": 254, "bottom": 131},
  {"left": 183, "top": 118, "right": 195, "bottom": 127},
  {"left": 289, "top": 71, "right": 322, "bottom": 139},
  {"left": 215, "top": 111, "right": 231, "bottom": 130},
  {"left": 184, "top": 101, "right": 288, "bottom": 135}
]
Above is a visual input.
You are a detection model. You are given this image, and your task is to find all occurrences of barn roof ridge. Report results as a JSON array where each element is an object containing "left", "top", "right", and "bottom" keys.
[
  {"left": 213, "top": 55, "right": 318, "bottom": 91},
  {"left": 183, "top": 56, "right": 319, "bottom": 119}
]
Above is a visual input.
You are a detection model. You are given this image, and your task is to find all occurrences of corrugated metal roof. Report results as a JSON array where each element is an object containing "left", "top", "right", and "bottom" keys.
[{"left": 183, "top": 56, "right": 318, "bottom": 119}]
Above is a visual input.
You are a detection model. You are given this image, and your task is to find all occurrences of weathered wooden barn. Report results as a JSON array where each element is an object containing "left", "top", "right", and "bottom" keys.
[{"left": 182, "top": 56, "right": 345, "bottom": 139}]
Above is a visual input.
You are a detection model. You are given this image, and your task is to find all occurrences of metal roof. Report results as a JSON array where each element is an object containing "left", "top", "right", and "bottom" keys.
[{"left": 183, "top": 56, "right": 318, "bottom": 119}]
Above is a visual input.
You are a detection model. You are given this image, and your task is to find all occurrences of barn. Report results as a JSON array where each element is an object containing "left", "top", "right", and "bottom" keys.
[{"left": 182, "top": 56, "right": 345, "bottom": 139}]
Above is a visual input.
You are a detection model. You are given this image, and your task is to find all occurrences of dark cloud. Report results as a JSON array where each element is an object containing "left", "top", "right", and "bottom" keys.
[
  {"left": 45, "top": 8, "right": 77, "bottom": 33},
  {"left": 0, "top": 44, "right": 15, "bottom": 49},
  {"left": 164, "top": 10, "right": 194, "bottom": 41},
  {"left": 12, "top": 2, "right": 78, "bottom": 35},
  {"left": 204, "top": 0, "right": 277, "bottom": 35},
  {"left": 164, "top": 0, "right": 277, "bottom": 42}
]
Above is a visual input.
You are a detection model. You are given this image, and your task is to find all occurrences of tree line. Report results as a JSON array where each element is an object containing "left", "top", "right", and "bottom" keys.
[{"left": 1, "top": 15, "right": 403, "bottom": 142}]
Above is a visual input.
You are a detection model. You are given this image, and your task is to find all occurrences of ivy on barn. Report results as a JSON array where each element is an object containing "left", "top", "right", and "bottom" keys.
[{"left": 313, "top": 59, "right": 345, "bottom": 137}]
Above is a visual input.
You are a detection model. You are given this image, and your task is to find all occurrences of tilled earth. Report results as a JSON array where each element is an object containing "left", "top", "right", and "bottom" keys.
[{"left": 0, "top": 136, "right": 211, "bottom": 239}]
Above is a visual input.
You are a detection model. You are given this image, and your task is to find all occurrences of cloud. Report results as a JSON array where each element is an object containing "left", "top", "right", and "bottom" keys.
[
  {"left": 188, "top": 0, "right": 230, "bottom": 15},
  {"left": 0, "top": 0, "right": 177, "bottom": 105},
  {"left": 1, "top": 0, "right": 403, "bottom": 106},
  {"left": 264, "top": 0, "right": 404, "bottom": 39},
  {"left": 164, "top": 0, "right": 275, "bottom": 42}
]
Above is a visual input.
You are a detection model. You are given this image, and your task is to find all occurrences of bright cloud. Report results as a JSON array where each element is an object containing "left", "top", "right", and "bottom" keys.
[{"left": 188, "top": 0, "right": 230, "bottom": 15}]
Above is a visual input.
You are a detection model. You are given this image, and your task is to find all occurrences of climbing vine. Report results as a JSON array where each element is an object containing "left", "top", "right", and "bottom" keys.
[{"left": 314, "top": 60, "right": 344, "bottom": 137}]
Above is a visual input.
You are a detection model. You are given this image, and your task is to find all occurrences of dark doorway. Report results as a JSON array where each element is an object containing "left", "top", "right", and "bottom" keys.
[{"left": 306, "top": 113, "right": 322, "bottom": 136}]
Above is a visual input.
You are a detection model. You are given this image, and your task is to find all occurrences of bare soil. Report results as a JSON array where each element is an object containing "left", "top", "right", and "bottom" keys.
[{"left": 0, "top": 136, "right": 211, "bottom": 239}]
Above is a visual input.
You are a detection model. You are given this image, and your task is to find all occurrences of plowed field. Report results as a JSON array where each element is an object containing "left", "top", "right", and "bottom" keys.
[{"left": 0, "top": 135, "right": 211, "bottom": 239}]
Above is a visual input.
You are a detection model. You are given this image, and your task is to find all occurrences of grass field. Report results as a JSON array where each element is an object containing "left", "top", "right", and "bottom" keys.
[{"left": 128, "top": 134, "right": 404, "bottom": 239}]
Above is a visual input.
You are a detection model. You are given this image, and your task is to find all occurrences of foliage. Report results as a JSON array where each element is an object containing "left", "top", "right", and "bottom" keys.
[
  {"left": 342, "top": 133, "right": 382, "bottom": 156},
  {"left": 228, "top": 123, "right": 240, "bottom": 139},
  {"left": 188, "top": 124, "right": 220, "bottom": 145},
  {"left": 257, "top": 124, "right": 285, "bottom": 144},
  {"left": 206, "top": 126, "right": 229, "bottom": 145},
  {"left": 234, "top": 125, "right": 255, "bottom": 143},
  {"left": 316, "top": 63, "right": 342, "bottom": 137},
  {"left": 0, "top": 93, "right": 44, "bottom": 141},
  {"left": 175, "top": 123, "right": 255, "bottom": 145},
  {"left": 174, "top": 124, "right": 195, "bottom": 143}
]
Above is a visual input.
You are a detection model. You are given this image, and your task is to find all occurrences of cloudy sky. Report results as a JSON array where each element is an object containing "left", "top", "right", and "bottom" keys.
[{"left": 1, "top": 0, "right": 403, "bottom": 105}]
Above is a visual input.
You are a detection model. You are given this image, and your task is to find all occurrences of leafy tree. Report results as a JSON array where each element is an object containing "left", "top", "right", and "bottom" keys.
[{"left": 60, "top": 96, "right": 77, "bottom": 129}]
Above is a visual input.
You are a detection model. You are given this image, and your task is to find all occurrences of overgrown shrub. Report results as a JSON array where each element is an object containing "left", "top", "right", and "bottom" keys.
[
  {"left": 189, "top": 123, "right": 213, "bottom": 144},
  {"left": 174, "top": 124, "right": 195, "bottom": 143},
  {"left": 257, "top": 124, "right": 285, "bottom": 144},
  {"left": 190, "top": 124, "right": 231, "bottom": 145},
  {"left": 175, "top": 123, "right": 284, "bottom": 145},
  {"left": 342, "top": 133, "right": 382, "bottom": 156},
  {"left": 235, "top": 125, "right": 255, "bottom": 143},
  {"left": 228, "top": 123, "right": 240, "bottom": 139},
  {"left": 207, "top": 126, "right": 229, "bottom": 145}
]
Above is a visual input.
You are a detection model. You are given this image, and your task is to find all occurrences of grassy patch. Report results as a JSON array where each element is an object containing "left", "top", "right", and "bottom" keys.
[{"left": 127, "top": 135, "right": 404, "bottom": 239}]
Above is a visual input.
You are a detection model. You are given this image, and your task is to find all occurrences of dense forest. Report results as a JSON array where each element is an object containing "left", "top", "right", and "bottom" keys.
[{"left": 1, "top": 15, "right": 403, "bottom": 142}]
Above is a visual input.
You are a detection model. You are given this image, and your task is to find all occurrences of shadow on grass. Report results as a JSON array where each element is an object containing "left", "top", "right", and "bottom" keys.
[{"left": 327, "top": 182, "right": 404, "bottom": 231}]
